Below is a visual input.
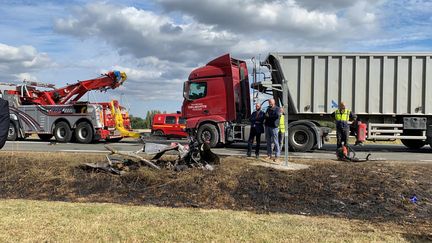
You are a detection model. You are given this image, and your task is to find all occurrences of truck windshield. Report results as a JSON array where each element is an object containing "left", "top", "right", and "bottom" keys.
[{"left": 186, "top": 82, "right": 207, "bottom": 100}]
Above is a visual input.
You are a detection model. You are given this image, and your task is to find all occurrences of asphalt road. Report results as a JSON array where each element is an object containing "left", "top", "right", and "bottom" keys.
[{"left": 2, "top": 138, "right": 432, "bottom": 162}]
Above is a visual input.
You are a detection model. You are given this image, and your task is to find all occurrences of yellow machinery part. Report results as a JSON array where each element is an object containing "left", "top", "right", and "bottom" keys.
[{"left": 110, "top": 100, "right": 141, "bottom": 138}]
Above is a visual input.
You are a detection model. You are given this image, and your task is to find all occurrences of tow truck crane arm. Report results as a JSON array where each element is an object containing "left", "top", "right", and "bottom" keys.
[{"left": 17, "top": 71, "right": 127, "bottom": 105}]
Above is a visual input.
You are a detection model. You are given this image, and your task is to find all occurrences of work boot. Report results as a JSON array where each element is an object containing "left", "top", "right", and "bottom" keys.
[
  {"left": 255, "top": 154, "right": 259, "bottom": 159},
  {"left": 246, "top": 153, "right": 252, "bottom": 157}
]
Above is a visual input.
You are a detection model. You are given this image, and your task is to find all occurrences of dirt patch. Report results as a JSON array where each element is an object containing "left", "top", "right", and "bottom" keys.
[{"left": 0, "top": 152, "right": 431, "bottom": 235}]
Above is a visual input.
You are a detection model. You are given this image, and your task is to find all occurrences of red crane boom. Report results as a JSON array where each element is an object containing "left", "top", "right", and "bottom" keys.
[{"left": 12, "top": 71, "right": 127, "bottom": 105}]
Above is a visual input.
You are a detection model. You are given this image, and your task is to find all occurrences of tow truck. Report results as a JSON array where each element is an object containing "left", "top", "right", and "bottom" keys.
[{"left": 2, "top": 71, "right": 140, "bottom": 143}]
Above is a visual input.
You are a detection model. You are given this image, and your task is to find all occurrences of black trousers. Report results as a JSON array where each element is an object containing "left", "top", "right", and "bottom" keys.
[
  {"left": 336, "top": 126, "right": 349, "bottom": 148},
  {"left": 0, "top": 99, "right": 9, "bottom": 149},
  {"left": 247, "top": 127, "right": 262, "bottom": 156}
]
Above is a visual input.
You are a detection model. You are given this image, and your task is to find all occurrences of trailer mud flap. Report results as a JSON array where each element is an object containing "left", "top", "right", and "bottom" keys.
[{"left": 0, "top": 99, "right": 10, "bottom": 149}]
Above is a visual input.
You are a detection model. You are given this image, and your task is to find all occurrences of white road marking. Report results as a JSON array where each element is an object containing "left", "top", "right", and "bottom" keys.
[
  {"left": 7, "top": 141, "right": 63, "bottom": 144},
  {"left": 60, "top": 149, "right": 112, "bottom": 153}
]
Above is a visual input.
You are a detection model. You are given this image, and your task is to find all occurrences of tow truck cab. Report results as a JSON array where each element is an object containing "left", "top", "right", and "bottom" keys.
[{"left": 182, "top": 54, "right": 251, "bottom": 147}]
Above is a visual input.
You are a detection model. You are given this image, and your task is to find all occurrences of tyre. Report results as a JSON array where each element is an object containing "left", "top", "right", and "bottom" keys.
[
  {"left": 7, "top": 122, "right": 17, "bottom": 141},
  {"left": 105, "top": 137, "right": 123, "bottom": 143},
  {"left": 197, "top": 123, "right": 219, "bottom": 148},
  {"left": 288, "top": 125, "right": 315, "bottom": 152},
  {"left": 401, "top": 139, "right": 425, "bottom": 149},
  {"left": 74, "top": 122, "right": 94, "bottom": 144},
  {"left": 38, "top": 134, "right": 53, "bottom": 141},
  {"left": 152, "top": 130, "right": 166, "bottom": 140},
  {"left": 401, "top": 130, "right": 426, "bottom": 149},
  {"left": 153, "top": 130, "right": 164, "bottom": 136},
  {"left": 54, "top": 121, "right": 72, "bottom": 143}
]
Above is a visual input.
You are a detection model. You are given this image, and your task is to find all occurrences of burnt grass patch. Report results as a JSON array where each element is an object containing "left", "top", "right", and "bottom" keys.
[{"left": 0, "top": 152, "right": 431, "bottom": 234}]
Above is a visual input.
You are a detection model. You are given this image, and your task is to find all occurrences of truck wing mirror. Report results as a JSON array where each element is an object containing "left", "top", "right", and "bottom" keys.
[{"left": 183, "top": 82, "right": 192, "bottom": 101}]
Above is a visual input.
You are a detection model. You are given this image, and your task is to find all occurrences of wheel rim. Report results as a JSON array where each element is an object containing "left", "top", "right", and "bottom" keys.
[
  {"left": 78, "top": 127, "right": 89, "bottom": 140},
  {"left": 292, "top": 130, "right": 308, "bottom": 146},
  {"left": 201, "top": 130, "right": 212, "bottom": 142},
  {"left": 155, "top": 131, "right": 163, "bottom": 136},
  {"left": 56, "top": 127, "right": 66, "bottom": 139}
]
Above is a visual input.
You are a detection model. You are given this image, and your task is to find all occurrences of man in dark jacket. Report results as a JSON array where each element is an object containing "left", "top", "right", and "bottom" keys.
[
  {"left": 264, "top": 98, "right": 281, "bottom": 161},
  {"left": 247, "top": 103, "right": 265, "bottom": 158},
  {"left": 0, "top": 98, "right": 10, "bottom": 149}
]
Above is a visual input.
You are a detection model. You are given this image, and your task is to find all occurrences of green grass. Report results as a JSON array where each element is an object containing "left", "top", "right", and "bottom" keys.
[{"left": 0, "top": 199, "right": 409, "bottom": 242}]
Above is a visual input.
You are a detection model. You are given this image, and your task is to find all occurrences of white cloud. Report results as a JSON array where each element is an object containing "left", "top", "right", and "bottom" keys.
[
  {"left": 157, "top": 0, "right": 341, "bottom": 36},
  {"left": 0, "top": 43, "right": 52, "bottom": 81},
  {"left": 54, "top": 3, "right": 238, "bottom": 62}
]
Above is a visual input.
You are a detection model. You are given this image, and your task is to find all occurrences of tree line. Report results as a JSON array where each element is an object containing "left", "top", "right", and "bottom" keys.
[{"left": 130, "top": 110, "right": 165, "bottom": 129}]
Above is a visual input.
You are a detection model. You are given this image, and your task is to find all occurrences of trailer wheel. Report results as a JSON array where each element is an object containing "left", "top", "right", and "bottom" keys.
[
  {"left": 38, "top": 134, "right": 53, "bottom": 141},
  {"left": 401, "top": 130, "right": 426, "bottom": 149},
  {"left": 288, "top": 125, "right": 315, "bottom": 152},
  {"left": 7, "top": 122, "right": 17, "bottom": 141},
  {"left": 401, "top": 139, "right": 425, "bottom": 149},
  {"left": 54, "top": 121, "right": 72, "bottom": 143},
  {"left": 75, "top": 122, "right": 94, "bottom": 144},
  {"left": 197, "top": 123, "right": 219, "bottom": 148}
]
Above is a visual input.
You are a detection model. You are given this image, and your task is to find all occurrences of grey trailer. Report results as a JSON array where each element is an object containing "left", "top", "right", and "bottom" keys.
[{"left": 263, "top": 52, "right": 432, "bottom": 150}]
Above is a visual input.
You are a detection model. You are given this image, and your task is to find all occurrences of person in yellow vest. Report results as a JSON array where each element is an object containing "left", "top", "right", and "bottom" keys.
[
  {"left": 332, "top": 102, "right": 356, "bottom": 148},
  {"left": 278, "top": 107, "right": 285, "bottom": 149}
]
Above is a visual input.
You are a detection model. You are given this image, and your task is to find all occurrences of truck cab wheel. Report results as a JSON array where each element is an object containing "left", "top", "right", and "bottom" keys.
[
  {"left": 7, "top": 122, "right": 17, "bottom": 141},
  {"left": 74, "top": 122, "right": 94, "bottom": 144},
  {"left": 288, "top": 125, "right": 315, "bottom": 152},
  {"left": 54, "top": 121, "right": 72, "bottom": 143},
  {"left": 197, "top": 123, "right": 219, "bottom": 148},
  {"left": 38, "top": 134, "right": 53, "bottom": 141}
]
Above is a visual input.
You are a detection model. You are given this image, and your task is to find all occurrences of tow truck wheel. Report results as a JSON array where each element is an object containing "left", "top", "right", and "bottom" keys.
[
  {"left": 197, "top": 124, "right": 219, "bottom": 148},
  {"left": 7, "top": 122, "right": 17, "bottom": 141},
  {"left": 75, "top": 122, "right": 94, "bottom": 144},
  {"left": 38, "top": 134, "right": 53, "bottom": 141},
  {"left": 54, "top": 121, "right": 72, "bottom": 143},
  {"left": 288, "top": 125, "right": 315, "bottom": 152}
]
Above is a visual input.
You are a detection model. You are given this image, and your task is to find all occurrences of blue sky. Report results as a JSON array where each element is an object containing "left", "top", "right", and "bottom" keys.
[{"left": 0, "top": 0, "right": 431, "bottom": 117}]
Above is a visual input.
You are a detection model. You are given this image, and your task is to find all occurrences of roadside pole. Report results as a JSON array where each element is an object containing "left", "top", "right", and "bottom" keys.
[{"left": 282, "top": 80, "right": 289, "bottom": 166}]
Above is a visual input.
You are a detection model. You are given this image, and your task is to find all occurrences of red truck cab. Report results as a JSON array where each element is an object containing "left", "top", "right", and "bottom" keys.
[
  {"left": 182, "top": 54, "right": 251, "bottom": 147},
  {"left": 152, "top": 113, "right": 187, "bottom": 138}
]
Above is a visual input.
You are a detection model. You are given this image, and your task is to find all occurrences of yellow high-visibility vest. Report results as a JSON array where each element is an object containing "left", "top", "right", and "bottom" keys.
[
  {"left": 279, "top": 114, "right": 285, "bottom": 133},
  {"left": 335, "top": 109, "right": 350, "bottom": 121}
]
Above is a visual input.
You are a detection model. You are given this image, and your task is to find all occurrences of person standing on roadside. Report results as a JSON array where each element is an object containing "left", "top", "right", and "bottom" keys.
[
  {"left": 247, "top": 103, "right": 265, "bottom": 158},
  {"left": 278, "top": 107, "right": 285, "bottom": 149},
  {"left": 332, "top": 101, "right": 356, "bottom": 148},
  {"left": 0, "top": 97, "right": 10, "bottom": 149},
  {"left": 265, "top": 98, "right": 281, "bottom": 161}
]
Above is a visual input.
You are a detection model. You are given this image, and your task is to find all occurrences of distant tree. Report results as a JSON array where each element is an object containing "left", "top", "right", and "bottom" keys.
[
  {"left": 143, "top": 110, "right": 164, "bottom": 129},
  {"left": 130, "top": 115, "right": 146, "bottom": 129}
]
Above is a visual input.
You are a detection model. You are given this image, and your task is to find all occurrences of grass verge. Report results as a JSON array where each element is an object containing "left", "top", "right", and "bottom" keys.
[{"left": 0, "top": 199, "right": 413, "bottom": 242}]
